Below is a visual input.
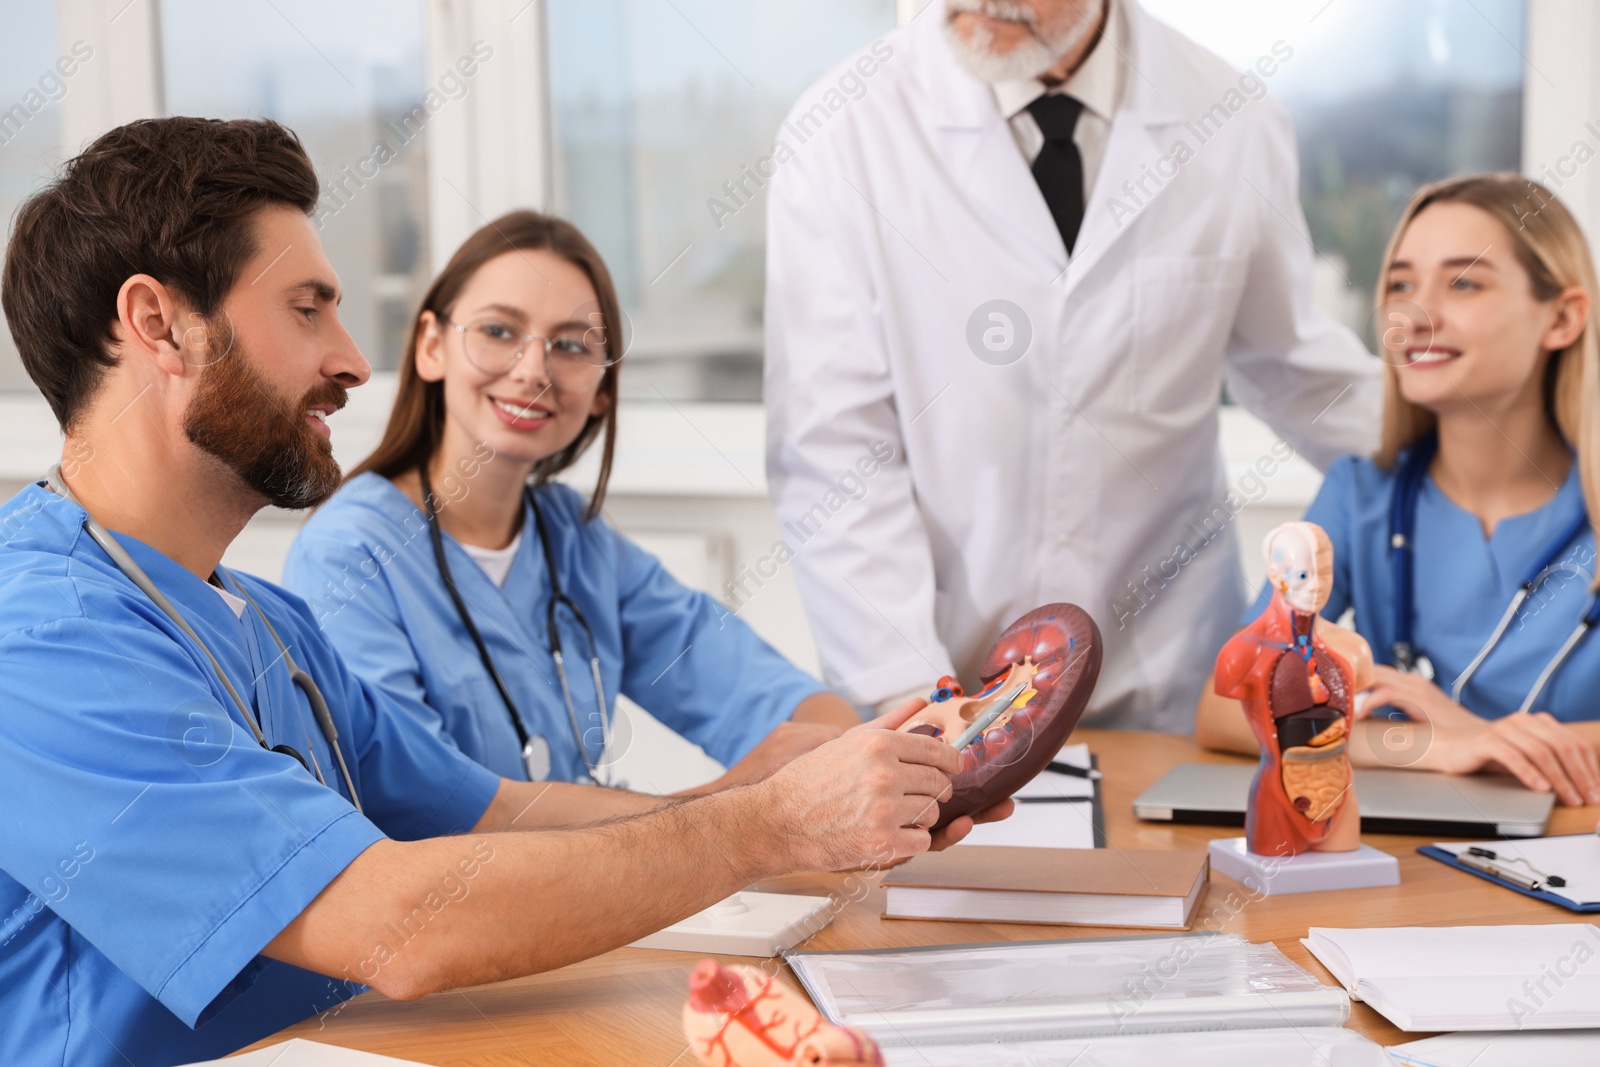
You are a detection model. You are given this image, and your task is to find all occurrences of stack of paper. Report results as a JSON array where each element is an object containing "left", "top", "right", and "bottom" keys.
[
  {"left": 1304, "top": 925, "right": 1600, "bottom": 1031},
  {"left": 786, "top": 934, "right": 1349, "bottom": 1045}
]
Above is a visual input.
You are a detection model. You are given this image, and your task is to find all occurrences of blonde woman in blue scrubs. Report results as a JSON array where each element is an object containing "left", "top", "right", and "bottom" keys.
[
  {"left": 284, "top": 211, "right": 862, "bottom": 789},
  {"left": 1197, "top": 175, "right": 1600, "bottom": 807}
]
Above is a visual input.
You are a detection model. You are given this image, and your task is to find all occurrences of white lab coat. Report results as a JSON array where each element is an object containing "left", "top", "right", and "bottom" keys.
[{"left": 763, "top": 2, "right": 1382, "bottom": 731}]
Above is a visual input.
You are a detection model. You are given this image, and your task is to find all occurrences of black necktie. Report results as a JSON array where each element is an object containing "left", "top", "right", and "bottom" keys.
[{"left": 1027, "top": 94, "right": 1086, "bottom": 253}]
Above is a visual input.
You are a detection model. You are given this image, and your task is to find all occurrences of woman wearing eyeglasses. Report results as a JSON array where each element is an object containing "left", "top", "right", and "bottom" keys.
[{"left": 283, "top": 211, "right": 862, "bottom": 790}]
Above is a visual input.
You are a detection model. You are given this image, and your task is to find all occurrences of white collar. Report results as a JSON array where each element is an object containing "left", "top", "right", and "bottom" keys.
[
  {"left": 210, "top": 581, "right": 248, "bottom": 618},
  {"left": 991, "top": 0, "right": 1124, "bottom": 122}
]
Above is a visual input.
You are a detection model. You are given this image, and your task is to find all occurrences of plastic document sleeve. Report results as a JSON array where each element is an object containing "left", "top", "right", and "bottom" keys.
[{"left": 782, "top": 933, "right": 1349, "bottom": 1046}]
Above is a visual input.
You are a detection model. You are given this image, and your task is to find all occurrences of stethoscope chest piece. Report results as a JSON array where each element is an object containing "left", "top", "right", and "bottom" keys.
[
  {"left": 420, "top": 467, "right": 613, "bottom": 787},
  {"left": 521, "top": 735, "right": 552, "bottom": 781},
  {"left": 1390, "top": 643, "right": 1436, "bottom": 682}
]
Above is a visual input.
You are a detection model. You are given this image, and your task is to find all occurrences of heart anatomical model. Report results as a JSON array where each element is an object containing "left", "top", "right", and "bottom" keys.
[
  {"left": 896, "top": 603, "right": 1102, "bottom": 828},
  {"left": 682, "top": 959, "right": 883, "bottom": 1067}
]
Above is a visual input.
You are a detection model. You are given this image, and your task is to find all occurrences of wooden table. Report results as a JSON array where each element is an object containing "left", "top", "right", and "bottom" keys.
[{"left": 248, "top": 729, "right": 1598, "bottom": 1063}]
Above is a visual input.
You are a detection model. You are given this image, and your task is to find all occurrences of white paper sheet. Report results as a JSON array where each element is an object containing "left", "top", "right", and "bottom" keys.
[
  {"left": 1389, "top": 1030, "right": 1600, "bottom": 1066},
  {"left": 958, "top": 743, "right": 1097, "bottom": 849},
  {"left": 884, "top": 1027, "right": 1389, "bottom": 1066},
  {"left": 178, "top": 1038, "right": 435, "bottom": 1066}
]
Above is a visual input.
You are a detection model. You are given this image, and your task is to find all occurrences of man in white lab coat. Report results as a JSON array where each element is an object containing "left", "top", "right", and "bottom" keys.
[{"left": 763, "top": 0, "right": 1382, "bottom": 731}]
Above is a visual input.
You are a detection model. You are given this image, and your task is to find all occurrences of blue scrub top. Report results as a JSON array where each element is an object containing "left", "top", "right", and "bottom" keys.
[
  {"left": 0, "top": 484, "right": 502, "bottom": 1067},
  {"left": 282, "top": 474, "right": 826, "bottom": 784},
  {"left": 1244, "top": 451, "right": 1600, "bottom": 721}
]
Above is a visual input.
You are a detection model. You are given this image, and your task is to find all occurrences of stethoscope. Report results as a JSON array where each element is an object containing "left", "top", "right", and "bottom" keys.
[
  {"left": 44, "top": 466, "right": 362, "bottom": 810},
  {"left": 1388, "top": 432, "right": 1600, "bottom": 712},
  {"left": 419, "top": 467, "right": 613, "bottom": 785}
]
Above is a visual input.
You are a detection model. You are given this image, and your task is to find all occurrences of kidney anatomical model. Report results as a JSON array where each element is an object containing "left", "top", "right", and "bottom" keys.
[
  {"left": 682, "top": 959, "right": 882, "bottom": 1067},
  {"left": 895, "top": 603, "right": 1102, "bottom": 829}
]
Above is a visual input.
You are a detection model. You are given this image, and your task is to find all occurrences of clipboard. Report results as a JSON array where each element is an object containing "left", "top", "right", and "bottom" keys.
[
  {"left": 956, "top": 747, "right": 1105, "bottom": 850},
  {"left": 1418, "top": 839, "right": 1600, "bottom": 913}
]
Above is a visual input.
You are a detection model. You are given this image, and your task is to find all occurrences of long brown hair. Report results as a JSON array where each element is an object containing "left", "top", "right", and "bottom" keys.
[
  {"left": 1373, "top": 174, "right": 1600, "bottom": 560},
  {"left": 348, "top": 210, "right": 620, "bottom": 518}
]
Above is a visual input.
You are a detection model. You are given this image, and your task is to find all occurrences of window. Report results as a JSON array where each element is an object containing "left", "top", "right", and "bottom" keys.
[
  {"left": 161, "top": 0, "right": 431, "bottom": 372},
  {"left": 546, "top": 0, "right": 899, "bottom": 401},
  {"left": 1142, "top": 0, "right": 1525, "bottom": 336},
  {"left": 0, "top": 2, "right": 66, "bottom": 390}
]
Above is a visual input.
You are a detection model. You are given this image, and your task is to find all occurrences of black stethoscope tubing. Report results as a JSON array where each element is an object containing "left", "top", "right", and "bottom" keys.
[
  {"left": 1388, "top": 430, "right": 1600, "bottom": 710},
  {"left": 419, "top": 467, "right": 611, "bottom": 784}
]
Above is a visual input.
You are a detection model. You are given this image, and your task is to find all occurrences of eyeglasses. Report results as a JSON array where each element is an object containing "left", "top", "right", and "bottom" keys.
[{"left": 441, "top": 314, "right": 615, "bottom": 384}]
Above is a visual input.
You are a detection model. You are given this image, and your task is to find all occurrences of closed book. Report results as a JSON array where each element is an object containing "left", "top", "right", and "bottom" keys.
[{"left": 882, "top": 845, "right": 1208, "bottom": 929}]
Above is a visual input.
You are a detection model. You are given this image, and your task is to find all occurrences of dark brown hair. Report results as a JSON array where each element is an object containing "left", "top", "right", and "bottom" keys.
[
  {"left": 348, "top": 211, "right": 621, "bottom": 519},
  {"left": 2, "top": 117, "right": 319, "bottom": 430}
]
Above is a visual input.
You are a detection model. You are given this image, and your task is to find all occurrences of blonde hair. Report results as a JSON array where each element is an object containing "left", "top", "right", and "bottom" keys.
[{"left": 1373, "top": 174, "right": 1600, "bottom": 567}]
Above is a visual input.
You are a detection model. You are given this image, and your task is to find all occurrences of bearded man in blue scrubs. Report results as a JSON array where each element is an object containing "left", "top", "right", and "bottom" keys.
[{"left": 0, "top": 117, "right": 987, "bottom": 1067}]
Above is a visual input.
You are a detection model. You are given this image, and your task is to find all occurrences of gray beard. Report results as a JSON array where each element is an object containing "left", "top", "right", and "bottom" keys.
[{"left": 942, "top": 0, "right": 1101, "bottom": 83}]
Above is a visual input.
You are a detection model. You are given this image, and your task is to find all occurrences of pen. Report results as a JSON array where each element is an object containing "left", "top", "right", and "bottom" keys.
[
  {"left": 1047, "top": 760, "right": 1103, "bottom": 782},
  {"left": 1015, "top": 796, "right": 1093, "bottom": 804},
  {"left": 1458, "top": 851, "right": 1544, "bottom": 891},
  {"left": 1463, "top": 846, "right": 1566, "bottom": 888},
  {"left": 950, "top": 679, "right": 1031, "bottom": 750}
]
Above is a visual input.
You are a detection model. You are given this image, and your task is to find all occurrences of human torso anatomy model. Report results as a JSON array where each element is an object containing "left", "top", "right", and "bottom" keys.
[{"left": 1215, "top": 522, "right": 1374, "bottom": 856}]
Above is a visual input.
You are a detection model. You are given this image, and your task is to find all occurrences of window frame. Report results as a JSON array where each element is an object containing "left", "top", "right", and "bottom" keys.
[{"left": 2, "top": 0, "right": 1592, "bottom": 422}]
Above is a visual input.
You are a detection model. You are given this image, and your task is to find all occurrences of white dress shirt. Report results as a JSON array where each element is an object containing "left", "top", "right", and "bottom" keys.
[{"left": 992, "top": 0, "right": 1125, "bottom": 191}]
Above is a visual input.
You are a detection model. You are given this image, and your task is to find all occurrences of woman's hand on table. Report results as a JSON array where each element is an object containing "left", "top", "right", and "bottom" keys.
[{"left": 1364, "top": 665, "right": 1600, "bottom": 805}]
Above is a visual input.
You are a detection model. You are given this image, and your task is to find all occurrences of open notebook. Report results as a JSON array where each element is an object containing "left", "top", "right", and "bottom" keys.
[{"left": 1304, "top": 925, "right": 1600, "bottom": 1032}]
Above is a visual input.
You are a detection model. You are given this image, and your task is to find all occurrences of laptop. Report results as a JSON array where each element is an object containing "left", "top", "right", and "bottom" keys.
[{"left": 1133, "top": 762, "right": 1555, "bottom": 837}]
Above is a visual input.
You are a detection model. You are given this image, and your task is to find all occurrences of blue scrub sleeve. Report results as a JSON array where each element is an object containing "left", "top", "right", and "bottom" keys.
[
  {"left": 256, "top": 580, "right": 503, "bottom": 842},
  {"left": 0, "top": 615, "right": 384, "bottom": 1029},
  {"left": 1241, "top": 455, "right": 1358, "bottom": 625},
  {"left": 602, "top": 520, "right": 827, "bottom": 768},
  {"left": 282, "top": 531, "right": 471, "bottom": 759}
]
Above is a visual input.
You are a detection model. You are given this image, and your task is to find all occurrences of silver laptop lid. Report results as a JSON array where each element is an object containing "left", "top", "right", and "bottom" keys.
[{"left": 1133, "top": 762, "right": 1554, "bottom": 837}]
